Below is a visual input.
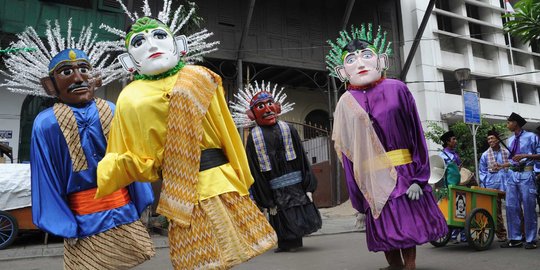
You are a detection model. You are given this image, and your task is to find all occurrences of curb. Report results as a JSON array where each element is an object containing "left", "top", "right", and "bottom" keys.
[
  {"left": 0, "top": 217, "right": 363, "bottom": 261},
  {"left": 0, "top": 235, "right": 171, "bottom": 262}
]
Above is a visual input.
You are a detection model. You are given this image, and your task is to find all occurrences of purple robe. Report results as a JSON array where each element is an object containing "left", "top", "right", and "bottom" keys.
[{"left": 340, "top": 78, "right": 447, "bottom": 252}]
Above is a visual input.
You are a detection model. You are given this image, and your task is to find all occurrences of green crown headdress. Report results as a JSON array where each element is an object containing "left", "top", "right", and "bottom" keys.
[
  {"left": 125, "top": 17, "right": 171, "bottom": 47},
  {"left": 325, "top": 23, "right": 393, "bottom": 78}
]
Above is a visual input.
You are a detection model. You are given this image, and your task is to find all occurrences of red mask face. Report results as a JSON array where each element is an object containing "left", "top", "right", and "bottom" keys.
[{"left": 252, "top": 98, "right": 279, "bottom": 126}]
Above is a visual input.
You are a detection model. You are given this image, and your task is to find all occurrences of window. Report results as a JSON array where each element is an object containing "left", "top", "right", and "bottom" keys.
[
  {"left": 40, "top": 0, "right": 92, "bottom": 9},
  {"left": 101, "top": 0, "right": 121, "bottom": 9},
  {"left": 472, "top": 43, "right": 494, "bottom": 59},
  {"left": 534, "top": 56, "right": 540, "bottom": 70},
  {"left": 476, "top": 77, "right": 502, "bottom": 100},
  {"left": 513, "top": 51, "right": 529, "bottom": 67},
  {"left": 442, "top": 71, "right": 461, "bottom": 95},
  {"left": 532, "top": 41, "right": 540, "bottom": 54},
  {"left": 504, "top": 35, "right": 523, "bottom": 49},
  {"left": 437, "top": 14, "right": 454, "bottom": 32},
  {"left": 469, "top": 22, "right": 485, "bottom": 41},
  {"left": 511, "top": 83, "right": 535, "bottom": 104},
  {"left": 439, "top": 33, "right": 466, "bottom": 54},
  {"left": 517, "top": 83, "right": 537, "bottom": 105},
  {"left": 98, "top": 0, "right": 123, "bottom": 12},
  {"left": 436, "top": 0, "right": 451, "bottom": 11},
  {"left": 511, "top": 83, "right": 518, "bottom": 102},
  {"left": 466, "top": 4, "right": 481, "bottom": 20}
]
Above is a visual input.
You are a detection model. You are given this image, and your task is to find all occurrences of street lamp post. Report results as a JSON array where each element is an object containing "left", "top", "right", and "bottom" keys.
[
  {"left": 454, "top": 68, "right": 480, "bottom": 183},
  {"left": 454, "top": 68, "right": 470, "bottom": 90}
]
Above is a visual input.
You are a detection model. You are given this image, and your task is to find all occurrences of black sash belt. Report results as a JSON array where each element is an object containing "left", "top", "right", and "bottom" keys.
[{"left": 199, "top": 148, "right": 228, "bottom": 171}]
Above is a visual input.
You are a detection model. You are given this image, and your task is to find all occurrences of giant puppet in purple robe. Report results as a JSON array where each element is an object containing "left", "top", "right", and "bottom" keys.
[{"left": 327, "top": 24, "right": 447, "bottom": 270}]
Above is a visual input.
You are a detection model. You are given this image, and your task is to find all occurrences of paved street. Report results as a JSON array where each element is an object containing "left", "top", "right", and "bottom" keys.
[
  {"left": 2, "top": 202, "right": 540, "bottom": 269},
  {"left": 3, "top": 232, "right": 540, "bottom": 270}
]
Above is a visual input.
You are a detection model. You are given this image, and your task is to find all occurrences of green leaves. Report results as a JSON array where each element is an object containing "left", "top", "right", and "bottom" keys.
[
  {"left": 424, "top": 119, "right": 507, "bottom": 172},
  {"left": 503, "top": 0, "right": 540, "bottom": 44}
]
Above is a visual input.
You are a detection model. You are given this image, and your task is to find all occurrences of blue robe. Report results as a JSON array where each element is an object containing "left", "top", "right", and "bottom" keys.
[
  {"left": 439, "top": 148, "right": 461, "bottom": 167},
  {"left": 479, "top": 148, "right": 510, "bottom": 191},
  {"left": 506, "top": 130, "right": 539, "bottom": 243},
  {"left": 30, "top": 100, "right": 154, "bottom": 238}
]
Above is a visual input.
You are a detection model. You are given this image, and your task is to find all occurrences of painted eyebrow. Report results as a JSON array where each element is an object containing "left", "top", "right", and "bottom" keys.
[
  {"left": 56, "top": 63, "right": 73, "bottom": 71},
  {"left": 151, "top": 28, "right": 167, "bottom": 33},
  {"left": 130, "top": 33, "right": 145, "bottom": 45},
  {"left": 55, "top": 61, "right": 90, "bottom": 72},
  {"left": 55, "top": 63, "right": 82, "bottom": 72}
]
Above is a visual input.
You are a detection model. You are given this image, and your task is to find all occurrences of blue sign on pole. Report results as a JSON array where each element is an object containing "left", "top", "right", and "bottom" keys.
[{"left": 463, "top": 90, "right": 481, "bottom": 125}]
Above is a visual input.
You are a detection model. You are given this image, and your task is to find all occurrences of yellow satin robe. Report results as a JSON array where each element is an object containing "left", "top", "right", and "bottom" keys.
[{"left": 96, "top": 71, "right": 253, "bottom": 201}]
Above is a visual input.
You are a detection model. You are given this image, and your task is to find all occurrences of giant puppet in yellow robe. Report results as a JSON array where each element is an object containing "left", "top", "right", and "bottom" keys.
[{"left": 96, "top": 14, "right": 276, "bottom": 270}]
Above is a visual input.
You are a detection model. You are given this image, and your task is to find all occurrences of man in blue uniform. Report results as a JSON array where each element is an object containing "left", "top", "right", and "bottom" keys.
[
  {"left": 534, "top": 126, "right": 540, "bottom": 237},
  {"left": 439, "top": 131, "right": 462, "bottom": 169},
  {"left": 501, "top": 113, "right": 539, "bottom": 249},
  {"left": 439, "top": 131, "right": 466, "bottom": 243},
  {"left": 479, "top": 130, "right": 510, "bottom": 242}
]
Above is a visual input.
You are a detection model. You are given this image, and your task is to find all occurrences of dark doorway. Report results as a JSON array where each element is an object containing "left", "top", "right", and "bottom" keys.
[
  {"left": 303, "top": 109, "right": 329, "bottom": 140},
  {"left": 18, "top": 95, "right": 55, "bottom": 162}
]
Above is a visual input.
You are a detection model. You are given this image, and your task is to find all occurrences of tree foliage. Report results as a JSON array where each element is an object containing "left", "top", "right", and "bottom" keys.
[
  {"left": 424, "top": 119, "right": 507, "bottom": 172},
  {"left": 504, "top": 0, "right": 540, "bottom": 44}
]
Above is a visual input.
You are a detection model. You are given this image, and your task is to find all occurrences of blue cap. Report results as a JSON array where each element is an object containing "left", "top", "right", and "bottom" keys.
[
  {"left": 249, "top": 91, "right": 274, "bottom": 108},
  {"left": 48, "top": 49, "right": 90, "bottom": 73}
]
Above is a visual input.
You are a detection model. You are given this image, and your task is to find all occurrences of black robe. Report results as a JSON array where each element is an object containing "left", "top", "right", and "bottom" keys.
[{"left": 246, "top": 123, "right": 322, "bottom": 249}]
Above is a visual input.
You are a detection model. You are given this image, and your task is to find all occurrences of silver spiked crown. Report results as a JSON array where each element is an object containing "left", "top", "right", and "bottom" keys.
[
  {"left": 230, "top": 81, "right": 294, "bottom": 128},
  {"left": 0, "top": 19, "right": 122, "bottom": 97}
]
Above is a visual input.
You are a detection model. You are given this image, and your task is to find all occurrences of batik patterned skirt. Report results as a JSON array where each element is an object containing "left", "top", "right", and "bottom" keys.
[
  {"left": 63, "top": 220, "right": 155, "bottom": 270},
  {"left": 168, "top": 192, "right": 277, "bottom": 270}
]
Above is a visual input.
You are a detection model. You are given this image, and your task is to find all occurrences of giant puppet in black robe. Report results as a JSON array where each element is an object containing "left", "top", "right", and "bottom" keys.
[{"left": 245, "top": 99, "right": 322, "bottom": 251}]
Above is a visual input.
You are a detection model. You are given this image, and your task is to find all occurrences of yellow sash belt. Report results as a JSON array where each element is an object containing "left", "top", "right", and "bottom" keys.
[
  {"left": 362, "top": 149, "right": 412, "bottom": 171},
  {"left": 386, "top": 149, "right": 412, "bottom": 167}
]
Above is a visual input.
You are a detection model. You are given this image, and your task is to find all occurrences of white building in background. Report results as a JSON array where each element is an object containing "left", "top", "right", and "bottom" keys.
[{"left": 401, "top": 0, "right": 540, "bottom": 148}]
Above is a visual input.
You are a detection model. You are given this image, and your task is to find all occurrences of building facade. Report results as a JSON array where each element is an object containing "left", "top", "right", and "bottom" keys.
[
  {"left": 5, "top": 0, "right": 536, "bottom": 161},
  {"left": 0, "top": 0, "right": 403, "bottom": 163},
  {"left": 401, "top": 0, "right": 540, "bottom": 153}
]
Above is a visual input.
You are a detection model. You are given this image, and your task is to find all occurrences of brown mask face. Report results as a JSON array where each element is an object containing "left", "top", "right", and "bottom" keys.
[{"left": 40, "top": 60, "right": 99, "bottom": 105}]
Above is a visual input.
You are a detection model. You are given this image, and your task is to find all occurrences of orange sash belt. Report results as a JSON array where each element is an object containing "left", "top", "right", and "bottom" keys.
[{"left": 68, "top": 187, "right": 130, "bottom": 215}]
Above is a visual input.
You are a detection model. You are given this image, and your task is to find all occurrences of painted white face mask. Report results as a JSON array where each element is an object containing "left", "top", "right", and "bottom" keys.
[
  {"left": 127, "top": 26, "right": 179, "bottom": 76},
  {"left": 340, "top": 48, "right": 384, "bottom": 86}
]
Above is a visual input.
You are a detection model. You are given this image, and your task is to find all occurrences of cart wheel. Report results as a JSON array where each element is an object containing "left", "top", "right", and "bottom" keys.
[
  {"left": 0, "top": 210, "right": 18, "bottom": 250},
  {"left": 430, "top": 229, "right": 452, "bottom": 247},
  {"left": 465, "top": 208, "right": 494, "bottom": 251}
]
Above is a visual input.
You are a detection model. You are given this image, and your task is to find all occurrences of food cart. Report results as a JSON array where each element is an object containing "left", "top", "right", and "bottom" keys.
[
  {"left": 0, "top": 163, "right": 38, "bottom": 249},
  {"left": 431, "top": 185, "right": 502, "bottom": 251}
]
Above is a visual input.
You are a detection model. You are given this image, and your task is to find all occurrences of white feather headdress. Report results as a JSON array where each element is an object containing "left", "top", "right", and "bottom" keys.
[
  {"left": 230, "top": 81, "right": 295, "bottom": 128},
  {"left": 99, "top": 0, "right": 219, "bottom": 77},
  {"left": 0, "top": 19, "right": 122, "bottom": 97}
]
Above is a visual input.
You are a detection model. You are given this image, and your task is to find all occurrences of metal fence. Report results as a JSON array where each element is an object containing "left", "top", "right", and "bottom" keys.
[{"left": 286, "top": 121, "right": 330, "bottom": 165}]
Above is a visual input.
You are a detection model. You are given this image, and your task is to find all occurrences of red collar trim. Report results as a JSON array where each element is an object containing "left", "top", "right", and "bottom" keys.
[{"left": 347, "top": 77, "right": 385, "bottom": 90}]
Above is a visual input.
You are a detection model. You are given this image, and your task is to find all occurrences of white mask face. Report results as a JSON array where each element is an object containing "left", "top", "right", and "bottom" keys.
[
  {"left": 341, "top": 48, "right": 383, "bottom": 86},
  {"left": 127, "top": 26, "right": 179, "bottom": 76}
]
